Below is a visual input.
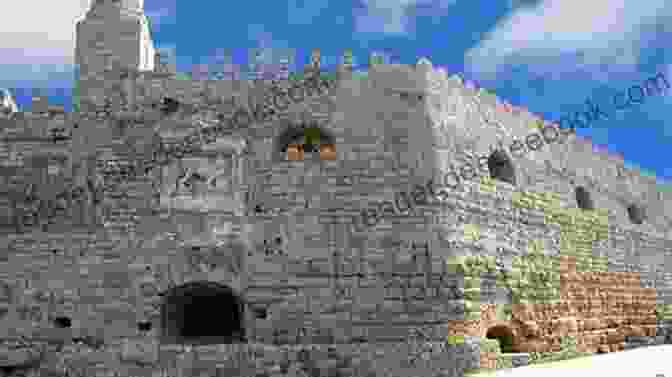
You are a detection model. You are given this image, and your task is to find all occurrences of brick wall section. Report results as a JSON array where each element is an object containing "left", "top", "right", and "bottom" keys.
[{"left": 476, "top": 255, "right": 658, "bottom": 363}]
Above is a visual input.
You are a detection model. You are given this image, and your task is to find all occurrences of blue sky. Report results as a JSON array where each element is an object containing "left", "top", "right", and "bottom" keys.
[{"left": 1, "top": 0, "right": 671, "bottom": 181}]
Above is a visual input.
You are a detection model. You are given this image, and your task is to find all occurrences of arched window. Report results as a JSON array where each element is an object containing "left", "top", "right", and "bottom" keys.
[
  {"left": 575, "top": 186, "right": 594, "bottom": 210},
  {"left": 275, "top": 121, "right": 336, "bottom": 161},
  {"left": 160, "top": 281, "right": 247, "bottom": 345},
  {"left": 488, "top": 150, "right": 516, "bottom": 185},
  {"left": 627, "top": 204, "right": 646, "bottom": 224}
]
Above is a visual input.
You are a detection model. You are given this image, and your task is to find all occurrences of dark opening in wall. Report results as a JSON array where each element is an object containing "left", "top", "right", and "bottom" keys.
[
  {"left": 627, "top": 204, "right": 646, "bottom": 224},
  {"left": 161, "top": 97, "right": 180, "bottom": 115},
  {"left": 575, "top": 186, "right": 594, "bottom": 210},
  {"left": 275, "top": 121, "right": 336, "bottom": 161},
  {"left": 488, "top": 150, "right": 516, "bottom": 185},
  {"left": 53, "top": 316, "right": 71, "bottom": 328},
  {"left": 486, "top": 325, "right": 516, "bottom": 353},
  {"left": 138, "top": 320, "right": 152, "bottom": 332},
  {"left": 253, "top": 307, "right": 267, "bottom": 319},
  {"left": 160, "top": 281, "right": 246, "bottom": 345}
]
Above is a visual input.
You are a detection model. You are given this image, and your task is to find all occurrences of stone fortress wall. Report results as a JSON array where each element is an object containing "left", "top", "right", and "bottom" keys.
[{"left": 0, "top": 2, "right": 671, "bottom": 376}]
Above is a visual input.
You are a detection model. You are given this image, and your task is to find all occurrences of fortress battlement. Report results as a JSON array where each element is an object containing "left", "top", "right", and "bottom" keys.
[{"left": 3, "top": 53, "right": 672, "bottom": 224}]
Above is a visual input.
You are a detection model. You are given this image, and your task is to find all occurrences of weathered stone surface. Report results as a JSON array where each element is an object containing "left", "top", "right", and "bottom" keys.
[
  {"left": 552, "top": 317, "right": 578, "bottom": 336},
  {"left": 0, "top": 0, "right": 670, "bottom": 376},
  {"left": 520, "top": 320, "right": 540, "bottom": 338},
  {"left": 514, "top": 339, "right": 546, "bottom": 353},
  {"left": 120, "top": 339, "right": 158, "bottom": 365}
]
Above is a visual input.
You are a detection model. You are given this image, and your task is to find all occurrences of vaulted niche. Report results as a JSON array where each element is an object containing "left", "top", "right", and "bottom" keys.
[
  {"left": 160, "top": 281, "right": 247, "bottom": 345},
  {"left": 275, "top": 121, "right": 336, "bottom": 161}
]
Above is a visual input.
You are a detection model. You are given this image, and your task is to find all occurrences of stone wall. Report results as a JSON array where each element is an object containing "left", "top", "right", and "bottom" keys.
[{"left": 0, "top": 60, "right": 671, "bottom": 377}]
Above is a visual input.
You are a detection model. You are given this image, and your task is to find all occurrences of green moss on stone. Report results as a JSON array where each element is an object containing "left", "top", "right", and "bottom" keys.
[
  {"left": 495, "top": 354, "right": 514, "bottom": 370},
  {"left": 447, "top": 335, "right": 465, "bottom": 345}
]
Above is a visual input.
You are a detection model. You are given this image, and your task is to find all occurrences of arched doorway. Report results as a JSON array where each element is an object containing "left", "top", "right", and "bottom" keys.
[
  {"left": 160, "top": 281, "right": 247, "bottom": 345},
  {"left": 486, "top": 325, "right": 516, "bottom": 353}
]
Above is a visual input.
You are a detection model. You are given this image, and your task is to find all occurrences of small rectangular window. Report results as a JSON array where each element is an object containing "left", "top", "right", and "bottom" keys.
[{"left": 253, "top": 307, "right": 267, "bottom": 319}]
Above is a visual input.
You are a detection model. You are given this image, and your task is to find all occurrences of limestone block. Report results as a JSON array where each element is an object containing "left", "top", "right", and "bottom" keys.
[
  {"left": 606, "top": 317, "right": 623, "bottom": 328},
  {"left": 644, "top": 325, "right": 658, "bottom": 336},
  {"left": 120, "top": 338, "right": 158, "bottom": 365},
  {"left": 605, "top": 329, "right": 624, "bottom": 344},
  {"left": 515, "top": 339, "right": 546, "bottom": 353},
  {"left": 520, "top": 320, "right": 540, "bottom": 337},
  {"left": 552, "top": 317, "right": 578, "bottom": 336},
  {"left": 583, "top": 318, "right": 603, "bottom": 331},
  {"left": 0, "top": 344, "right": 44, "bottom": 368},
  {"left": 627, "top": 325, "right": 646, "bottom": 337},
  {"left": 651, "top": 335, "right": 667, "bottom": 345}
]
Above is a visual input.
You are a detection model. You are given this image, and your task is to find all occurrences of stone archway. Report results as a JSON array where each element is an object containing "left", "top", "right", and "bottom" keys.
[
  {"left": 160, "top": 281, "right": 247, "bottom": 345},
  {"left": 486, "top": 324, "right": 516, "bottom": 353}
]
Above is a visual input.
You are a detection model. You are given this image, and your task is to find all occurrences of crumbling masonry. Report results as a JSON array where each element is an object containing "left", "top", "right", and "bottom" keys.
[{"left": 0, "top": 0, "right": 670, "bottom": 376}]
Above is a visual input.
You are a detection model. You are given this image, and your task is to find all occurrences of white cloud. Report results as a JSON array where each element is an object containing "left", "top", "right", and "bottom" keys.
[
  {"left": 464, "top": 0, "right": 672, "bottom": 80},
  {"left": 0, "top": 0, "right": 175, "bottom": 85},
  {"left": 0, "top": 0, "right": 90, "bottom": 87},
  {"left": 0, "top": 0, "right": 90, "bottom": 68},
  {"left": 354, "top": 0, "right": 454, "bottom": 35}
]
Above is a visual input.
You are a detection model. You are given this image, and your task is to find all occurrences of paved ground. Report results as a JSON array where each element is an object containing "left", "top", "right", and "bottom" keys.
[{"left": 468, "top": 345, "right": 672, "bottom": 377}]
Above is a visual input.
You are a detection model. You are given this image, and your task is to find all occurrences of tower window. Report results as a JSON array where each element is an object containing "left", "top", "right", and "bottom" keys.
[
  {"left": 138, "top": 320, "right": 152, "bottom": 332},
  {"left": 487, "top": 150, "right": 516, "bottom": 185},
  {"left": 161, "top": 97, "right": 180, "bottom": 115},
  {"left": 627, "top": 204, "right": 646, "bottom": 224},
  {"left": 253, "top": 307, "right": 268, "bottom": 319},
  {"left": 53, "top": 316, "right": 72, "bottom": 328},
  {"left": 575, "top": 186, "right": 594, "bottom": 210}
]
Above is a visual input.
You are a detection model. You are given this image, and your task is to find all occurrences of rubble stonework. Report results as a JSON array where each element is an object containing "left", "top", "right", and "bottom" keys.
[{"left": 0, "top": 1, "right": 671, "bottom": 376}]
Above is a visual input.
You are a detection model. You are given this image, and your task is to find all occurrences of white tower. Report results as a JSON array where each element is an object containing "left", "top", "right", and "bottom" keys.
[
  {"left": 0, "top": 89, "right": 18, "bottom": 116},
  {"left": 75, "top": 0, "right": 155, "bottom": 106}
]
